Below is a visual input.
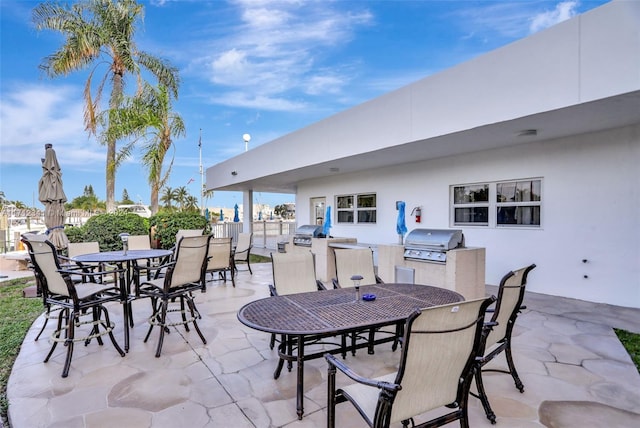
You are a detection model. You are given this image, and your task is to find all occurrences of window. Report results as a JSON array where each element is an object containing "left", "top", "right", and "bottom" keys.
[
  {"left": 453, "top": 184, "right": 489, "bottom": 225},
  {"left": 451, "top": 179, "right": 542, "bottom": 227},
  {"left": 496, "top": 180, "right": 541, "bottom": 226},
  {"left": 336, "top": 193, "right": 377, "bottom": 224}
]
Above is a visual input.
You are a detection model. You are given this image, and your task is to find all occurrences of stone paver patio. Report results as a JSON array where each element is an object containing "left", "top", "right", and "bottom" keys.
[{"left": 6, "top": 261, "right": 640, "bottom": 427}]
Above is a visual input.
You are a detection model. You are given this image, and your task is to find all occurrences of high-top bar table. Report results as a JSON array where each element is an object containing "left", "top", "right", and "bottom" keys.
[
  {"left": 237, "top": 283, "right": 464, "bottom": 419},
  {"left": 71, "top": 249, "right": 173, "bottom": 351}
]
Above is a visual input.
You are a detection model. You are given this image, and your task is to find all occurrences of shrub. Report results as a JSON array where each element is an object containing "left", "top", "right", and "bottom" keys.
[
  {"left": 149, "top": 211, "right": 210, "bottom": 249},
  {"left": 64, "top": 225, "right": 86, "bottom": 243},
  {"left": 81, "top": 213, "right": 149, "bottom": 251}
]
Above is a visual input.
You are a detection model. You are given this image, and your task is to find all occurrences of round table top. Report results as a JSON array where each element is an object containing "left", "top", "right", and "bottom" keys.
[{"left": 71, "top": 249, "right": 173, "bottom": 263}]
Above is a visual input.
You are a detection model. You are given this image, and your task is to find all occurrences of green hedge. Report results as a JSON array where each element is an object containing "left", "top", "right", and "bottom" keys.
[
  {"left": 66, "top": 213, "right": 149, "bottom": 251},
  {"left": 149, "top": 211, "right": 210, "bottom": 249}
]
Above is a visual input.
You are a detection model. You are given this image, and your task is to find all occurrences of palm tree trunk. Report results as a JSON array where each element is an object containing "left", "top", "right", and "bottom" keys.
[
  {"left": 106, "top": 71, "right": 125, "bottom": 212},
  {"left": 151, "top": 184, "right": 159, "bottom": 215}
]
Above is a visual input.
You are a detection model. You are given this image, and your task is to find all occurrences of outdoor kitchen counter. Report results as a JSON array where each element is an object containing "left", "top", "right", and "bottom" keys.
[{"left": 377, "top": 244, "right": 486, "bottom": 299}]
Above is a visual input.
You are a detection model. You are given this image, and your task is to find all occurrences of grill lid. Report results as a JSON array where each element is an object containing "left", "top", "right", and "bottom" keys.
[
  {"left": 295, "top": 225, "right": 323, "bottom": 238},
  {"left": 404, "top": 229, "right": 464, "bottom": 251}
]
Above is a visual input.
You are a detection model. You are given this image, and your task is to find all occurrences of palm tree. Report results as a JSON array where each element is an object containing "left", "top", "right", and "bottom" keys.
[
  {"left": 160, "top": 186, "right": 177, "bottom": 211},
  {"left": 175, "top": 186, "right": 189, "bottom": 211},
  {"left": 33, "top": 0, "right": 179, "bottom": 212},
  {"left": 184, "top": 195, "right": 199, "bottom": 212},
  {"left": 108, "top": 83, "right": 185, "bottom": 214}
]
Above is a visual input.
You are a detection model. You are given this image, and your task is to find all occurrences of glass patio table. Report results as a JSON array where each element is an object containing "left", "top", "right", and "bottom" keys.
[
  {"left": 237, "top": 282, "right": 464, "bottom": 419},
  {"left": 71, "top": 249, "right": 173, "bottom": 351}
]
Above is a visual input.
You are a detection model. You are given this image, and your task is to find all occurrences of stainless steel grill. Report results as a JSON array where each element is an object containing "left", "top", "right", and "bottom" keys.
[
  {"left": 292, "top": 225, "right": 324, "bottom": 247},
  {"left": 403, "top": 229, "right": 464, "bottom": 263}
]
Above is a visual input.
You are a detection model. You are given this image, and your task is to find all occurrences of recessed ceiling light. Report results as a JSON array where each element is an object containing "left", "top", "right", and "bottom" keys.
[
  {"left": 517, "top": 129, "right": 538, "bottom": 137},
  {"left": 329, "top": 167, "right": 340, "bottom": 172}
]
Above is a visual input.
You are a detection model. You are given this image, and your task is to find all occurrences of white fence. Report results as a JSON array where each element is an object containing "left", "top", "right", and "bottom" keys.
[{"left": 210, "top": 221, "right": 296, "bottom": 250}]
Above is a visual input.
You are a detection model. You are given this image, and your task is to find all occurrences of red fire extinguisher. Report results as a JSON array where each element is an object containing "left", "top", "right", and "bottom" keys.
[{"left": 411, "top": 206, "right": 422, "bottom": 223}]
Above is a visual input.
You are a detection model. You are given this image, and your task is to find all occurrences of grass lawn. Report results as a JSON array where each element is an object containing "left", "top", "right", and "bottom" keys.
[
  {"left": 0, "top": 277, "right": 42, "bottom": 427},
  {"left": 1, "top": 266, "right": 638, "bottom": 426}
]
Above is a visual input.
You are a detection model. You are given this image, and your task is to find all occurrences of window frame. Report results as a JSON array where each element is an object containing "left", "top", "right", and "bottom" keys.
[
  {"left": 336, "top": 192, "right": 377, "bottom": 224},
  {"left": 450, "top": 178, "right": 543, "bottom": 228}
]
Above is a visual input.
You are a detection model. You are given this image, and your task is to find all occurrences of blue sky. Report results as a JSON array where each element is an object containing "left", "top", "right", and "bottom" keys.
[{"left": 0, "top": 0, "right": 609, "bottom": 210}]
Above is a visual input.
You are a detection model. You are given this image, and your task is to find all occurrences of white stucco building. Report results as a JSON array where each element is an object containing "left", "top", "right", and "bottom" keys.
[{"left": 206, "top": 0, "right": 640, "bottom": 309}]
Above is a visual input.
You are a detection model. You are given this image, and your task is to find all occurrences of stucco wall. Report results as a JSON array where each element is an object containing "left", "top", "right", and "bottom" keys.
[{"left": 296, "top": 124, "right": 640, "bottom": 308}]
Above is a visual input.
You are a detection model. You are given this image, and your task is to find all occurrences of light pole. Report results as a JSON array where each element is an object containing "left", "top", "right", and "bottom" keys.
[{"left": 243, "top": 133, "right": 251, "bottom": 152}]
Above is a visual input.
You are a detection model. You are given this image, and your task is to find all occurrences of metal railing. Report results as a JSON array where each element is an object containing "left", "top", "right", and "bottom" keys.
[{"left": 210, "top": 221, "right": 296, "bottom": 250}]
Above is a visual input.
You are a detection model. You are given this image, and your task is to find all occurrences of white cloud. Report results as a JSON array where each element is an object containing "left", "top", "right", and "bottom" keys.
[
  {"left": 0, "top": 84, "right": 104, "bottom": 167},
  {"left": 209, "top": 91, "right": 307, "bottom": 111},
  {"left": 197, "top": 1, "right": 373, "bottom": 108},
  {"left": 530, "top": 1, "right": 579, "bottom": 33}
]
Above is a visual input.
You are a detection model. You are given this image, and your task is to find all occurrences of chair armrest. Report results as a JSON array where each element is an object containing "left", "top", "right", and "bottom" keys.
[
  {"left": 316, "top": 280, "right": 327, "bottom": 291},
  {"left": 325, "top": 353, "right": 401, "bottom": 392}
]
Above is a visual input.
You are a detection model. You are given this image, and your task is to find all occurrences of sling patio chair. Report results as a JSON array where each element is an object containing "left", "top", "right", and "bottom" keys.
[
  {"left": 326, "top": 296, "right": 496, "bottom": 428},
  {"left": 206, "top": 237, "right": 235, "bottom": 287},
  {"left": 269, "top": 251, "right": 340, "bottom": 375},
  {"left": 22, "top": 232, "right": 60, "bottom": 341},
  {"left": 473, "top": 263, "right": 537, "bottom": 424},
  {"left": 332, "top": 247, "right": 383, "bottom": 289},
  {"left": 128, "top": 234, "right": 168, "bottom": 281},
  {"left": 136, "top": 235, "right": 212, "bottom": 357},
  {"left": 332, "top": 247, "right": 392, "bottom": 355},
  {"left": 233, "top": 232, "right": 253, "bottom": 274},
  {"left": 22, "top": 235, "right": 126, "bottom": 378},
  {"left": 61, "top": 241, "right": 103, "bottom": 281},
  {"left": 268, "top": 251, "right": 326, "bottom": 350}
]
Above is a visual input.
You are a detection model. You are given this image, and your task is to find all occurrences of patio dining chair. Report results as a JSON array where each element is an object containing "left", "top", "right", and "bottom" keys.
[
  {"left": 136, "top": 235, "right": 211, "bottom": 357},
  {"left": 233, "top": 232, "right": 253, "bottom": 274},
  {"left": 332, "top": 247, "right": 383, "bottom": 289},
  {"left": 473, "top": 263, "right": 536, "bottom": 424},
  {"left": 22, "top": 235, "right": 126, "bottom": 378},
  {"left": 206, "top": 237, "right": 235, "bottom": 287},
  {"left": 128, "top": 234, "right": 167, "bottom": 281},
  {"left": 268, "top": 251, "right": 326, "bottom": 350},
  {"left": 326, "top": 296, "right": 496, "bottom": 428},
  {"left": 62, "top": 241, "right": 103, "bottom": 281},
  {"left": 22, "top": 233, "right": 60, "bottom": 340},
  {"left": 269, "top": 251, "right": 338, "bottom": 375},
  {"left": 332, "top": 248, "right": 390, "bottom": 355}
]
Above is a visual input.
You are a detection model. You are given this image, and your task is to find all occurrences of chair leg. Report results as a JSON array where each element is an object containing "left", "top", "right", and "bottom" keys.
[
  {"left": 247, "top": 258, "right": 252, "bottom": 274},
  {"left": 86, "top": 306, "right": 103, "bottom": 347},
  {"left": 61, "top": 310, "right": 77, "bottom": 378},
  {"left": 327, "top": 362, "right": 336, "bottom": 428},
  {"left": 474, "top": 366, "right": 497, "bottom": 424},
  {"left": 34, "top": 303, "right": 52, "bottom": 341},
  {"left": 505, "top": 341, "right": 525, "bottom": 392},
  {"left": 185, "top": 297, "right": 206, "bottom": 345},
  {"left": 100, "top": 305, "right": 125, "bottom": 357},
  {"left": 44, "top": 307, "right": 66, "bottom": 363},
  {"left": 155, "top": 300, "right": 169, "bottom": 358},
  {"left": 180, "top": 296, "right": 190, "bottom": 332}
]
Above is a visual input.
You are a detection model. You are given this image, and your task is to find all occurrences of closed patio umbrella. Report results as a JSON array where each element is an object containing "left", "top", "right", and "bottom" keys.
[
  {"left": 396, "top": 201, "right": 407, "bottom": 245},
  {"left": 322, "top": 206, "right": 332, "bottom": 236},
  {"left": 233, "top": 203, "right": 240, "bottom": 222},
  {"left": 38, "top": 144, "right": 69, "bottom": 250},
  {"left": 219, "top": 209, "right": 224, "bottom": 221}
]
